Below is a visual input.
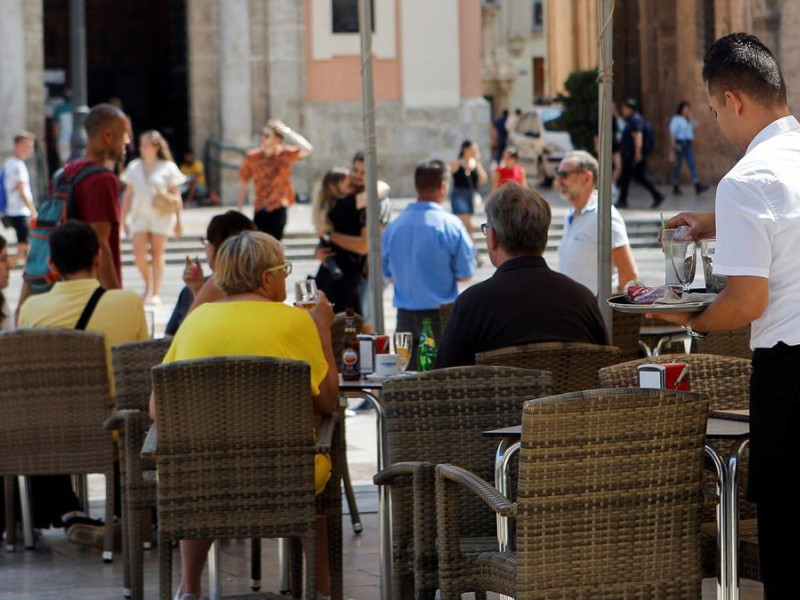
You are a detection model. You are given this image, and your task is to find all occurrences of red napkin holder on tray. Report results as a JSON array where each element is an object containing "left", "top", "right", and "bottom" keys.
[{"left": 638, "top": 362, "right": 690, "bottom": 391}]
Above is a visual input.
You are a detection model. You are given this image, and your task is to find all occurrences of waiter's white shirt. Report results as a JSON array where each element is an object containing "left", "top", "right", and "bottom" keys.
[
  {"left": 714, "top": 115, "right": 800, "bottom": 349},
  {"left": 558, "top": 191, "right": 630, "bottom": 294}
]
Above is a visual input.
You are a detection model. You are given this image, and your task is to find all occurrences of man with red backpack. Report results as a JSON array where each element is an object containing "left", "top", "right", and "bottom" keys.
[{"left": 17, "top": 103, "right": 128, "bottom": 315}]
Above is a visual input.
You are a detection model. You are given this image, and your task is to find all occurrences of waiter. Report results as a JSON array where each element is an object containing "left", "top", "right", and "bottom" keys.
[{"left": 659, "top": 33, "right": 800, "bottom": 598}]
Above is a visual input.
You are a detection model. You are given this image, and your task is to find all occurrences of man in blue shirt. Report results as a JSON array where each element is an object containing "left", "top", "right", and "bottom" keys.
[{"left": 382, "top": 159, "right": 476, "bottom": 368}]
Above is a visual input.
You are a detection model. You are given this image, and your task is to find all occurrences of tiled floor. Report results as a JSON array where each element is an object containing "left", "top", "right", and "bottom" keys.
[{"left": 0, "top": 484, "right": 764, "bottom": 600}]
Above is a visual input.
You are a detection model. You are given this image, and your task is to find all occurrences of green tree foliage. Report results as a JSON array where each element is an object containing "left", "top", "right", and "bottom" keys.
[{"left": 560, "top": 68, "right": 599, "bottom": 153}]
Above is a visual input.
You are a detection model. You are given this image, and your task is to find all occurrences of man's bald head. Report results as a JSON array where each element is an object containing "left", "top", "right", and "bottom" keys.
[
  {"left": 84, "top": 103, "right": 126, "bottom": 139},
  {"left": 84, "top": 103, "right": 129, "bottom": 164}
]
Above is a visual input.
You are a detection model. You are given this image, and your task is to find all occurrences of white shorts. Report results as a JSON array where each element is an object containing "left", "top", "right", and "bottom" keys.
[{"left": 130, "top": 209, "right": 175, "bottom": 236}]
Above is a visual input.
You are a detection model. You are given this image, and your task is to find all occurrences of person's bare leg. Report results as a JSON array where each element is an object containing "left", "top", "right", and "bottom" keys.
[
  {"left": 316, "top": 516, "right": 330, "bottom": 596},
  {"left": 132, "top": 232, "right": 152, "bottom": 300},
  {"left": 458, "top": 214, "right": 473, "bottom": 237},
  {"left": 177, "top": 539, "right": 213, "bottom": 598},
  {"left": 150, "top": 233, "right": 168, "bottom": 298}
]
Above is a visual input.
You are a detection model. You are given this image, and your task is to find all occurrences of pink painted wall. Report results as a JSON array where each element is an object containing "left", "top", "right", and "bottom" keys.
[
  {"left": 305, "top": 0, "right": 402, "bottom": 103},
  {"left": 459, "top": 0, "right": 482, "bottom": 98}
]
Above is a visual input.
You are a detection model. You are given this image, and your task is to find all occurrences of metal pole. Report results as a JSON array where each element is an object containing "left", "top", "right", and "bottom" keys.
[
  {"left": 69, "top": 0, "right": 89, "bottom": 159},
  {"left": 359, "top": 0, "right": 385, "bottom": 334},
  {"left": 597, "top": 0, "right": 614, "bottom": 341}
]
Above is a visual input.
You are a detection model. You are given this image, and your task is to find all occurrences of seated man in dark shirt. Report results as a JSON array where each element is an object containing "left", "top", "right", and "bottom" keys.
[{"left": 435, "top": 182, "right": 608, "bottom": 368}]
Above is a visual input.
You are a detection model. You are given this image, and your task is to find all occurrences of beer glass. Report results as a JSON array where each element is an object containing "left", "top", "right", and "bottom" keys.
[
  {"left": 701, "top": 239, "right": 728, "bottom": 293},
  {"left": 393, "top": 332, "right": 413, "bottom": 372},
  {"left": 295, "top": 280, "right": 318, "bottom": 310}
]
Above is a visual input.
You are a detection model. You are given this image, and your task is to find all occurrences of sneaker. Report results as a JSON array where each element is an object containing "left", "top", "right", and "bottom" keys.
[
  {"left": 145, "top": 295, "right": 162, "bottom": 306},
  {"left": 672, "top": 185, "right": 682, "bottom": 195},
  {"left": 173, "top": 592, "right": 197, "bottom": 600},
  {"left": 695, "top": 182, "right": 709, "bottom": 194},
  {"left": 64, "top": 516, "right": 105, "bottom": 549}
]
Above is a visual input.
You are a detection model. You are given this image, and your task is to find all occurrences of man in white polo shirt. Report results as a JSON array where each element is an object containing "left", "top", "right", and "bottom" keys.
[
  {"left": 556, "top": 150, "right": 638, "bottom": 294},
  {"left": 662, "top": 33, "right": 800, "bottom": 598}
]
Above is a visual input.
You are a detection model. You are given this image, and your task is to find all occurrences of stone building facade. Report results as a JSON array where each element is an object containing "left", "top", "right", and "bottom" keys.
[
  {"left": 0, "top": 0, "right": 489, "bottom": 200},
  {"left": 616, "top": 0, "right": 789, "bottom": 185}
]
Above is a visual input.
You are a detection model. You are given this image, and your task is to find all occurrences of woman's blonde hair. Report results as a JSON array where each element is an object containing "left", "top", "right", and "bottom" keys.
[
  {"left": 140, "top": 130, "right": 174, "bottom": 162},
  {"left": 312, "top": 167, "right": 349, "bottom": 235},
  {"left": 214, "top": 231, "right": 284, "bottom": 295}
]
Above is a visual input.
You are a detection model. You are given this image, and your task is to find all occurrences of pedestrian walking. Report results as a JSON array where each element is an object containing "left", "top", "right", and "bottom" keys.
[
  {"left": 121, "top": 130, "right": 186, "bottom": 306},
  {"left": 617, "top": 99, "right": 664, "bottom": 209},
  {"left": 449, "top": 140, "right": 487, "bottom": 237},
  {"left": 1, "top": 131, "right": 37, "bottom": 265},
  {"left": 237, "top": 119, "right": 313, "bottom": 240},
  {"left": 660, "top": 32, "right": 800, "bottom": 598},
  {"left": 493, "top": 109, "right": 509, "bottom": 162},
  {"left": 669, "top": 101, "right": 709, "bottom": 195}
]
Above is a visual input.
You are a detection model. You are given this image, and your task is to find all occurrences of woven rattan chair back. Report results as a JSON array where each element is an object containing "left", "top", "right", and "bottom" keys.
[
  {"left": 152, "top": 356, "right": 319, "bottom": 598},
  {"left": 476, "top": 341, "right": 621, "bottom": 395},
  {"left": 515, "top": 388, "right": 708, "bottom": 598},
  {"left": 330, "top": 311, "right": 364, "bottom": 362},
  {"left": 112, "top": 338, "right": 172, "bottom": 411},
  {"left": 381, "top": 365, "right": 552, "bottom": 597},
  {"left": 598, "top": 353, "right": 751, "bottom": 411},
  {"left": 0, "top": 329, "right": 113, "bottom": 475},
  {"left": 696, "top": 325, "right": 752, "bottom": 359},
  {"left": 612, "top": 310, "right": 642, "bottom": 362}
]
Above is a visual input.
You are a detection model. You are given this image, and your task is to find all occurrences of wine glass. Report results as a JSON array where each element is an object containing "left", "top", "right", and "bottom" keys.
[
  {"left": 393, "top": 332, "right": 413, "bottom": 373},
  {"left": 669, "top": 239, "right": 697, "bottom": 295},
  {"left": 294, "top": 279, "right": 318, "bottom": 310}
]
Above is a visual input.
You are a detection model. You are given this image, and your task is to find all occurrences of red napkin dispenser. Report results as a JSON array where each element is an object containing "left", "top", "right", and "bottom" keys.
[{"left": 638, "top": 362, "right": 690, "bottom": 391}]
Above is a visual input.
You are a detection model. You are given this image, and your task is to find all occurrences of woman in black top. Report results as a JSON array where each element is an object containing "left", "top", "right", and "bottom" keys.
[
  {"left": 313, "top": 168, "right": 367, "bottom": 314},
  {"left": 449, "top": 140, "right": 488, "bottom": 236}
]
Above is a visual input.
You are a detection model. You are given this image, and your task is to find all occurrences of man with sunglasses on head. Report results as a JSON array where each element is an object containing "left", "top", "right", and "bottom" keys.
[
  {"left": 556, "top": 150, "right": 638, "bottom": 295},
  {"left": 237, "top": 119, "right": 313, "bottom": 240}
]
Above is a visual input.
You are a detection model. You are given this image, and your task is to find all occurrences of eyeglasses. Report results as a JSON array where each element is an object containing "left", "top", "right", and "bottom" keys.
[
  {"left": 555, "top": 169, "right": 584, "bottom": 179},
  {"left": 265, "top": 261, "right": 293, "bottom": 276},
  {"left": 480, "top": 223, "right": 490, "bottom": 236}
]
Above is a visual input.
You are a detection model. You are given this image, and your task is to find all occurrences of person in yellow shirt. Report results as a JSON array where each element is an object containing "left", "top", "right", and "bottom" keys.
[
  {"left": 179, "top": 148, "right": 210, "bottom": 205},
  {"left": 17, "top": 220, "right": 148, "bottom": 549},
  {"left": 150, "top": 230, "right": 339, "bottom": 600}
]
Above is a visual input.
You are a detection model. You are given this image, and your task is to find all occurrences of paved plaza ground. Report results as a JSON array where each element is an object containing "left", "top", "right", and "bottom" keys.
[{"left": 0, "top": 182, "right": 764, "bottom": 599}]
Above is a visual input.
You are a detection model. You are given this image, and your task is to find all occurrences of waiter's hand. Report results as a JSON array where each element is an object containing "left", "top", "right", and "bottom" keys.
[{"left": 659, "top": 211, "right": 716, "bottom": 242}]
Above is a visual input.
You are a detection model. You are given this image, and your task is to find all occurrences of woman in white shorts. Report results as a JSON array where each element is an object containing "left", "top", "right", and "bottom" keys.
[{"left": 121, "top": 130, "right": 186, "bottom": 305}]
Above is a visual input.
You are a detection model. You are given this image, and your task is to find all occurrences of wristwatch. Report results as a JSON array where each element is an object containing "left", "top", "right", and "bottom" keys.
[{"left": 683, "top": 318, "right": 707, "bottom": 339}]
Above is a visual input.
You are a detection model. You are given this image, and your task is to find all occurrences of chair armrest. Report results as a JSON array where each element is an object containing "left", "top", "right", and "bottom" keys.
[
  {"left": 373, "top": 461, "right": 431, "bottom": 486},
  {"left": 436, "top": 464, "right": 517, "bottom": 518},
  {"left": 104, "top": 409, "right": 144, "bottom": 431},
  {"left": 316, "top": 412, "right": 338, "bottom": 454}
]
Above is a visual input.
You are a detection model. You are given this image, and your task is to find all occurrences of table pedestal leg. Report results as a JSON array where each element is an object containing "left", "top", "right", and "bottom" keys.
[{"left": 705, "top": 445, "right": 728, "bottom": 600}]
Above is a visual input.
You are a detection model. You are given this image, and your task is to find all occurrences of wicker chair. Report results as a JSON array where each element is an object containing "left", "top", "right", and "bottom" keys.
[
  {"left": 435, "top": 388, "right": 710, "bottom": 599},
  {"left": 476, "top": 341, "right": 621, "bottom": 395},
  {"left": 373, "top": 366, "right": 552, "bottom": 599},
  {"left": 598, "top": 354, "right": 759, "bottom": 583},
  {"left": 696, "top": 325, "right": 752, "bottom": 360},
  {"left": 611, "top": 310, "right": 643, "bottom": 362},
  {"left": 0, "top": 329, "right": 117, "bottom": 561},
  {"left": 152, "top": 356, "right": 342, "bottom": 600},
  {"left": 105, "top": 338, "right": 172, "bottom": 600}
]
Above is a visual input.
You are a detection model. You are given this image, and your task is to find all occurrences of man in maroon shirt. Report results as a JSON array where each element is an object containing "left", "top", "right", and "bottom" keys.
[{"left": 17, "top": 104, "right": 128, "bottom": 313}]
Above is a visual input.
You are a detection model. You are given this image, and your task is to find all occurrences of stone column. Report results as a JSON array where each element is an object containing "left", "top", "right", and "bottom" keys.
[
  {"left": 218, "top": 0, "right": 253, "bottom": 204},
  {"left": 0, "top": 0, "right": 27, "bottom": 157}
]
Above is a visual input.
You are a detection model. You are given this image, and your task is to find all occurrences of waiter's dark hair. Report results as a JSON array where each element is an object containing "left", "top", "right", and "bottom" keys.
[{"left": 703, "top": 33, "right": 787, "bottom": 107}]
